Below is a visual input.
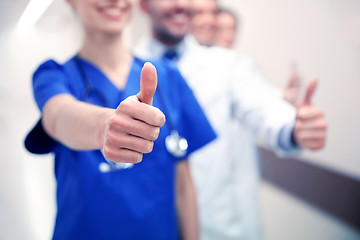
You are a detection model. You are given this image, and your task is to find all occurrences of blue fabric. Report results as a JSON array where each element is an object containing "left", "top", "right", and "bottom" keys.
[
  {"left": 277, "top": 121, "right": 299, "bottom": 151},
  {"left": 162, "top": 50, "right": 178, "bottom": 61},
  {"left": 30, "top": 56, "right": 216, "bottom": 240}
]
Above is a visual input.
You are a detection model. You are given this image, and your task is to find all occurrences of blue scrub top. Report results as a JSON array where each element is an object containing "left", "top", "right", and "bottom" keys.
[{"left": 29, "top": 56, "right": 216, "bottom": 240}]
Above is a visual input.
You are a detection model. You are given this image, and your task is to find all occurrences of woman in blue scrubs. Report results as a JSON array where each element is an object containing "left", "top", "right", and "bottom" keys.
[{"left": 24, "top": 0, "right": 216, "bottom": 239}]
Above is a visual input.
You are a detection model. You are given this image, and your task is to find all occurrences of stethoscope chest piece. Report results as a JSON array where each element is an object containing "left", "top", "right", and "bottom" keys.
[{"left": 165, "top": 130, "right": 188, "bottom": 158}]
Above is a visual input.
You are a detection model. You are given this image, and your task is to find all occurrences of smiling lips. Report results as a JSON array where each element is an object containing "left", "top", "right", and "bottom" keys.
[{"left": 98, "top": 5, "right": 128, "bottom": 20}]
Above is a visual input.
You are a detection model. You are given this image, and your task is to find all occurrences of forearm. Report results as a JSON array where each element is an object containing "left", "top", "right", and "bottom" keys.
[
  {"left": 42, "top": 94, "right": 112, "bottom": 150},
  {"left": 176, "top": 161, "right": 199, "bottom": 240}
]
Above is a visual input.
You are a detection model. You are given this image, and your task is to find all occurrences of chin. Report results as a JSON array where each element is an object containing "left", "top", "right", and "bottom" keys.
[
  {"left": 170, "top": 27, "right": 189, "bottom": 39},
  {"left": 194, "top": 35, "right": 213, "bottom": 46},
  {"left": 101, "top": 22, "right": 127, "bottom": 34},
  {"left": 172, "top": 29, "right": 187, "bottom": 37}
]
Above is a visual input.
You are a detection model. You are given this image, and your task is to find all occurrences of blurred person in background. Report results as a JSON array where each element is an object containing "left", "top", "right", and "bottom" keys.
[
  {"left": 214, "top": 7, "right": 238, "bottom": 49},
  {"left": 24, "top": 0, "right": 217, "bottom": 239},
  {"left": 213, "top": 5, "right": 301, "bottom": 107},
  {"left": 134, "top": 0, "right": 327, "bottom": 239},
  {"left": 190, "top": 0, "right": 218, "bottom": 46}
]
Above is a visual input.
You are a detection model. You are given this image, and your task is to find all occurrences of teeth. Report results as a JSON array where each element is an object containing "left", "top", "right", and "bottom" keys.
[{"left": 104, "top": 8, "right": 121, "bottom": 15}]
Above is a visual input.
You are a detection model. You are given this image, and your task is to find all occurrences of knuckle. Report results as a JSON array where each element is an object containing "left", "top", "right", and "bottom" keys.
[
  {"left": 108, "top": 115, "right": 121, "bottom": 130},
  {"left": 106, "top": 115, "right": 117, "bottom": 129},
  {"left": 118, "top": 99, "right": 132, "bottom": 113},
  {"left": 297, "top": 108, "right": 306, "bottom": 119}
]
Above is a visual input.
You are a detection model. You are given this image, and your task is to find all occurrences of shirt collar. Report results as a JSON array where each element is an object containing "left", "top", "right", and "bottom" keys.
[
  {"left": 147, "top": 36, "right": 188, "bottom": 59},
  {"left": 133, "top": 34, "right": 199, "bottom": 61}
]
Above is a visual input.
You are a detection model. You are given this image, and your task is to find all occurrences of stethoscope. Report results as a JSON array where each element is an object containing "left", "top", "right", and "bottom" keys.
[{"left": 74, "top": 56, "right": 188, "bottom": 171}]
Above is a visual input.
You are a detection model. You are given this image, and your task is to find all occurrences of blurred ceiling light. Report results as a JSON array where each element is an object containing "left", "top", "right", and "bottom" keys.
[{"left": 16, "top": 0, "right": 54, "bottom": 32}]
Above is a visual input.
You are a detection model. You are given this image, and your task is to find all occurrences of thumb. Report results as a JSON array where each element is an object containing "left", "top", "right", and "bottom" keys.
[
  {"left": 302, "top": 78, "right": 318, "bottom": 106},
  {"left": 137, "top": 62, "right": 157, "bottom": 105}
]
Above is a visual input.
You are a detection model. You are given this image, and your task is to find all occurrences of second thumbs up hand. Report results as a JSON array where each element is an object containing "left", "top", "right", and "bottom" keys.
[{"left": 293, "top": 78, "right": 327, "bottom": 150}]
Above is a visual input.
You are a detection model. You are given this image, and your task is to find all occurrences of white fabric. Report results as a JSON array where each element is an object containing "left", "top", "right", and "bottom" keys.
[{"left": 133, "top": 36, "right": 297, "bottom": 240}]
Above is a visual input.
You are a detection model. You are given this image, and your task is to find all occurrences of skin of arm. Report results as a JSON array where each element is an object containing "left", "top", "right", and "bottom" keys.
[
  {"left": 42, "top": 94, "right": 112, "bottom": 150},
  {"left": 176, "top": 160, "right": 199, "bottom": 240}
]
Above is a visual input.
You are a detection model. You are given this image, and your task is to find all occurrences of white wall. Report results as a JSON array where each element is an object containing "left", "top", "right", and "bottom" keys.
[
  {"left": 0, "top": 1, "right": 81, "bottom": 239},
  {"left": 221, "top": 0, "right": 360, "bottom": 179}
]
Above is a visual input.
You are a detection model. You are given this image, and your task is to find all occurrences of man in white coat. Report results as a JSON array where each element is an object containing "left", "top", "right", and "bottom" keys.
[{"left": 134, "top": 0, "right": 327, "bottom": 239}]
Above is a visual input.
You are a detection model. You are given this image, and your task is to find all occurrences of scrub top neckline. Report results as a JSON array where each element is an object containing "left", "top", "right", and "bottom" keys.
[{"left": 75, "top": 55, "right": 138, "bottom": 92}]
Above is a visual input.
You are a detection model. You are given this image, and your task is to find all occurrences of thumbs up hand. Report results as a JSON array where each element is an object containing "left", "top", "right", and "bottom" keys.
[
  {"left": 102, "top": 62, "right": 166, "bottom": 163},
  {"left": 293, "top": 78, "right": 327, "bottom": 150}
]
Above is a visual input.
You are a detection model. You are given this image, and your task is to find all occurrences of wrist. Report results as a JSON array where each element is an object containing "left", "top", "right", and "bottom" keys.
[
  {"left": 291, "top": 128, "right": 298, "bottom": 147},
  {"left": 98, "top": 108, "right": 114, "bottom": 149}
]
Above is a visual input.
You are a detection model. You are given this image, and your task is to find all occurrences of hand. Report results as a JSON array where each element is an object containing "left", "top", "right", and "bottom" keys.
[
  {"left": 102, "top": 62, "right": 166, "bottom": 163},
  {"left": 294, "top": 78, "right": 327, "bottom": 150}
]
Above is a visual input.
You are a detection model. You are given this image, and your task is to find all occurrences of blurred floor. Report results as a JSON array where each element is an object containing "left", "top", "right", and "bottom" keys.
[{"left": 260, "top": 181, "right": 360, "bottom": 240}]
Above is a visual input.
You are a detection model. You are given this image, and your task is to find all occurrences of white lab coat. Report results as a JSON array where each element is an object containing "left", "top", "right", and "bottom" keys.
[{"left": 133, "top": 36, "right": 297, "bottom": 240}]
